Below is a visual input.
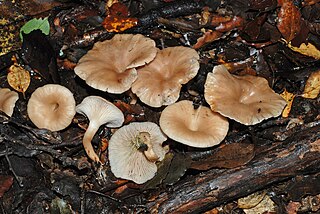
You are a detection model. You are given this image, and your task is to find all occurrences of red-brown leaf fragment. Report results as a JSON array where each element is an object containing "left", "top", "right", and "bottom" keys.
[
  {"left": 277, "top": 1, "right": 302, "bottom": 41},
  {"left": 0, "top": 175, "right": 13, "bottom": 198}
]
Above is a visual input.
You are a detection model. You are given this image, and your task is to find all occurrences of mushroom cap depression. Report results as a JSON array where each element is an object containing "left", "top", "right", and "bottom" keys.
[
  {"left": 131, "top": 46, "right": 200, "bottom": 107},
  {"left": 27, "top": 84, "right": 76, "bottom": 131},
  {"left": 74, "top": 34, "right": 157, "bottom": 94},
  {"left": 76, "top": 96, "right": 124, "bottom": 128},
  {"left": 108, "top": 122, "right": 167, "bottom": 184},
  {"left": 0, "top": 88, "right": 19, "bottom": 117},
  {"left": 159, "top": 100, "right": 229, "bottom": 148},
  {"left": 204, "top": 65, "right": 287, "bottom": 125}
]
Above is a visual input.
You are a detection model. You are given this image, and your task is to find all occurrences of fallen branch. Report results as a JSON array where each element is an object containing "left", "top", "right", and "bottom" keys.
[{"left": 146, "top": 125, "right": 320, "bottom": 213}]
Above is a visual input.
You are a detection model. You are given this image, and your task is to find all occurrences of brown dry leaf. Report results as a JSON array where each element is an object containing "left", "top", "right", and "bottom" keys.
[
  {"left": 287, "top": 41, "right": 320, "bottom": 60},
  {"left": 277, "top": 1, "right": 301, "bottom": 41},
  {"left": 193, "top": 30, "right": 223, "bottom": 49},
  {"left": 7, "top": 57, "right": 31, "bottom": 94},
  {"left": 0, "top": 175, "right": 13, "bottom": 198},
  {"left": 190, "top": 143, "right": 255, "bottom": 170},
  {"left": 301, "top": 70, "right": 320, "bottom": 99},
  {"left": 238, "top": 191, "right": 277, "bottom": 214},
  {"left": 102, "top": 2, "right": 138, "bottom": 32},
  {"left": 280, "top": 89, "right": 295, "bottom": 118}
]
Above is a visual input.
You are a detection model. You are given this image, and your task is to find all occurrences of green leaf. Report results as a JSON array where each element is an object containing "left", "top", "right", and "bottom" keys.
[{"left": 20, "top": 17, "right": 50, "bottom": 41}]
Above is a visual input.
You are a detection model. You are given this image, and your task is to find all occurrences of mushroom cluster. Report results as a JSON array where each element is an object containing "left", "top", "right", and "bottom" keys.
[
  {"left": 74, "top": 34, "right": 157, "bottom": 94},
  {"left": 108, "top": 122, "right": 168, "bottom": 184},
  {"left": 0, "top": 88, "right": 19, "bottom": 117},
  {"left": 204, "top": 65, "right": 287, "bottom": 125}
]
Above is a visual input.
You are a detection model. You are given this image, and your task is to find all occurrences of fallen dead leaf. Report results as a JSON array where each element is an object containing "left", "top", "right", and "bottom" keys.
[
  {"left": 280, "top": 89, "right": 295, "bottom": 118},
  {"left": 277, "top": 1, "right": 301, "bottom": 41},
  {"left": 238, "top": 191, "right": 277, "bottom": 214},
  {"left": 287, "top": 41, "right": 320, "bottom": 60},
  {"left": 0, "top": 175, "right": 13, "bottom": 198},
  {"left": 302, "top": 70, "right": 320, "bottom": 99},
  {"left": 7, "top": 56, "right": 31, "bottom": 95}
]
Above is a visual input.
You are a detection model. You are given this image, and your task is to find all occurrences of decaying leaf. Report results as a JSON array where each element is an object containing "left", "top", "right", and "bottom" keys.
[
  {"left": 302, "top": 70, "right": 320, "bottom": 99},
  {"left": 0, "top": 175, "right": 13, "bottom": 198},
  {"left": 7, "top": 56, "right": 31, "bottom": 94},
  {"left": 277, "top": 1, "right": 301, "bottom": 41},
  {"left": 238, "top": 191, "right": 277, "bottom": 214},
  {"left": 20, "top": 17, "right": 50, "bottom": 41},
  {"left": 280, "top": 89, "right": 295, "bottom": 118},
  {"left": 287, "top": 41, "right": 320, "bottom": 60},
  {"left": 193, "top": 30, "right": 223, "bottom": 49},
  {"left": 190, "top": 143, "right": 255, "bottom": 170},
  {"left": 102, "top": 2, "right": 138, "bottom": 32}
]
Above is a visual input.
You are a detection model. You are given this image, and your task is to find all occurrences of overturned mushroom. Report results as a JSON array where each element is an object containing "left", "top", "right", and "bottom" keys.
[
  {"left": 74, "top": 34, "right": 157, "bottom": 94},
  {"left": 159, "top": 100, "right": 229, "bottom": 148},
  {"left": 27, "top": 84, "right": 76, "bottom": 131},
  {"left": 0, "top": 88, "right": 19, "bottom": 117},
  {"left": 131, "top": 46, "right": 200, "bottom": 107},
  {"left": 108, "top": 122, "right": 168, "bottom": 184},
  {"left": 204, "top": 65, "right": 287, "bottom": 125},
  {"left": 76, "top": 96, "right": 124, "bottom": 163}
]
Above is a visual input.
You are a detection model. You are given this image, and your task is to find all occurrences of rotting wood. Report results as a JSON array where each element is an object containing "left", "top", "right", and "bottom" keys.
[{"left": 145, "top": 125, "right": 320, "bottom": 213}]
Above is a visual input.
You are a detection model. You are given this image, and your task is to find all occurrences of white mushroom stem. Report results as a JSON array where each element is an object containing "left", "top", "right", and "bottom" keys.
[
  {"left": 144, "top": 146, "right": 159, "bottom": 162},
  {"left": 83, "top": 122, "right": 101, "bottom": 164}
]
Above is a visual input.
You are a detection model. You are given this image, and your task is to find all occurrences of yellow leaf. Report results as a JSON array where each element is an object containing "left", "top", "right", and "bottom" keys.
[
  {"left": 7, "top": 60, "right": 30, "bottom": 94},
  {"left": 302, "top": 70, "right": 320, "bottom": 99},
  {"left": 280, "top": 89, "right": 296, "bottom": 118},
  {"left": 286, "top": 40, "right": 320, "bottom": 59}
]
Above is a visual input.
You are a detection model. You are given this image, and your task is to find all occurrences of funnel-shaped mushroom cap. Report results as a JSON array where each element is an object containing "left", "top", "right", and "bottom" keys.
[
  {"left": 76, "top": 96, "right": 124, "bottom": 163},
  {"left": 108, "top": 122, "right": 167, "bottom": 184},
  {"left": 204, "top": 65, "right": 287, "bottom": 125},
  {"left": 74, "top": 34, "right": 157, "bottom": 94},
  {"left": 160, "top": 100, "right": 229, "bottom": 148},
  {"left": 76, "top": 96, "right": 124, "bottom": 128},
  {"left": 0, "top": 88, "right": 19, "bottom": 117},
  {"left": 27, "top": 84, "right": 76, "bottom": 131},
  {"left": 131, "top": 46, "right": 200, "bottom": 107}
]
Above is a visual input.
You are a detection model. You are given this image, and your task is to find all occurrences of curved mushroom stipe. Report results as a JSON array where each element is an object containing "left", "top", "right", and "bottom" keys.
[{"left": 82, "top": 122, "right": 102, "bottom": 164}]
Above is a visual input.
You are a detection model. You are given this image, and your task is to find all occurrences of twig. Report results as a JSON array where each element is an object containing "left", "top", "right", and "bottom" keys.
[{"left": 4, "top": 145, "right": 24, "bottom": 187}]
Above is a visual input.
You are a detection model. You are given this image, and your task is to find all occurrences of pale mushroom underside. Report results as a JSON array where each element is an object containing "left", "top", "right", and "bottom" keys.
[
  {"left": 204, "top": 65, "right": 287, "bottom": 125},
  {"left": 0, "top": 88, "right": 19, "bottom": 117},
  {"left": 108, "top": 122, "right": 167, "bottom": 184}
]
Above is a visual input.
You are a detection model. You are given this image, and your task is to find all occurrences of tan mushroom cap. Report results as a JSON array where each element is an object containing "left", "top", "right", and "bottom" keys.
[
  {"left": 27, "top": 84, "right": 76, "bottom": 131},
  {"left": 0, "top": 88, "right": 19, "bottom": 117},
  {"left": 76, "top": 96, "right": 124, "bottom": 163},
  {"left": 74, "top": 34, "right": 157, "bottom": 94},
  {"left": 159, "top": 100, "right": 229, "bottom": 148},
  {"left": 108, "top": 122, "right": 167, "bottom": 184},
  {"left": 204, "top": 65, "right": 287, "bottom": 125},
  {"left": 131, "top": 46, "right": 200, "bottom": 107}
]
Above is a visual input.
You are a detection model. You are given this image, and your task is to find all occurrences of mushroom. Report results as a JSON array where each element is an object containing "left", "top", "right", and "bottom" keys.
[
  {"left": 204, "top": 65, "right": 287, "bottom": 125},
  {"left": 159, "top": 100, "right": 229, "bottom": 148},
  {"left": 131, "top": 46, "right": 200, "bottom": 107},
  {"left": 0, "top": 88, "right": 19, "bottom": 117},
  {"left": 74, "top": 34, "right": 157, "bottom": 94},
  {"left": 27, "top": 84, "right": 76, "bottom": 131},
  {"left": 108, "top": 122, "right": 168, "bottom": 184},
  {"left": 76, "top": 96, "right": 124, "bottom": 163}
]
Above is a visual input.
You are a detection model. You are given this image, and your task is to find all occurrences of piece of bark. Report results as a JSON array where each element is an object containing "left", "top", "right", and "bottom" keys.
[{"left": 146, "top": 125, "right": 320, "bottom": 213}]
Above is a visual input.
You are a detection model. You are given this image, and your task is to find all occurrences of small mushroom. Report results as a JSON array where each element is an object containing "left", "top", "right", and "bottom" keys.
[
  {"left": 76, "top": 96, "right": 124, "bottom": 163},
  {"left": 108, "top": 122, "right": 167, "bottom": 184},
  {"left": 27, "top": 84, "right": 76, "bottom": 131},
  {"left": 159, "top": 100, "right": 229, "bottom": 148},
  {"left": 131, "top": 46, "right": 200, "bottom": 107},
  {"left": 0, "top": 88, "right": 19, "bottom": 117},
  {"left": 204, "top": 65, "right": 287, "bottom": 125},
  {"left": 74, "top": 34, "right": 157, "bottom": 94}
]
